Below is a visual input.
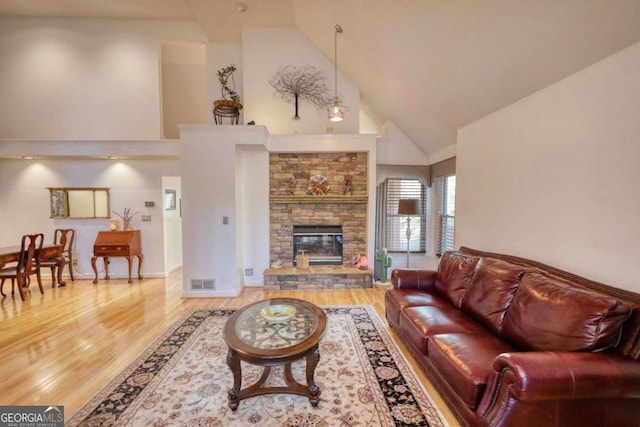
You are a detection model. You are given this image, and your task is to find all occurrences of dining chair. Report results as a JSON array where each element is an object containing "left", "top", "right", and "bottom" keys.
[
  {"left": 0, "top": 233, "right": 44, "bottom": 300},
  {"left": 40, "top": 228, "right": 75, "bottom": 286}
]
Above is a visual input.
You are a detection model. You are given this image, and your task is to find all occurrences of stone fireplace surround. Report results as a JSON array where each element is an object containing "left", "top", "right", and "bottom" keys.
[
  {"left": 266, "top": 151, "right": 373, "bottom": 290},
  {"left": 269, "top": 152, "right": 368, "bottom": 267}
]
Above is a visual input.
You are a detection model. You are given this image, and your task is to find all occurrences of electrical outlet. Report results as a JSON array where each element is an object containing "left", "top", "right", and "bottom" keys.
[
  {"left": 142, "top": 215, "right": 151, "bottom": 221},
  {"left": 245, "top": 268, "right": 253, "bottom": 276}
]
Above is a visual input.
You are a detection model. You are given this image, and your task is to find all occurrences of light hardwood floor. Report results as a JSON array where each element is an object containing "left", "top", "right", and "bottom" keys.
[{"left": 0, "top": 270, "right": 459, "bottom": 425}]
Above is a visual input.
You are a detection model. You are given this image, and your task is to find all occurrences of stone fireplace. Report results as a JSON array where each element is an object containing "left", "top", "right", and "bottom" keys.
[{"left": 269, "top": 152, "right": 368, "bottom": 268}]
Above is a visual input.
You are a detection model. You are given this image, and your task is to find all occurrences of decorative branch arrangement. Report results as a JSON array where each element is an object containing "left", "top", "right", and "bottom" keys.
[
  {"left": 112, "top": 208, "right": 139, "bottom": 230},
  {"left": 112, "top": 208, "right": 139, "bottom": 222},
  {"left": 269, "top": 65, "right": 333, "bottom": 120}
]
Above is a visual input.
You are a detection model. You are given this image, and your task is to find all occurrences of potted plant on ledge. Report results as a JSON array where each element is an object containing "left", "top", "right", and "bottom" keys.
[{"left": 213, "top": 64, "right": 243, "bottom": 125}]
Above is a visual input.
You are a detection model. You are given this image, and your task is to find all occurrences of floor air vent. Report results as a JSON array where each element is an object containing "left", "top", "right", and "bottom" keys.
[{"left": 191, "top": 279, "right": 215, "bottom": 290}]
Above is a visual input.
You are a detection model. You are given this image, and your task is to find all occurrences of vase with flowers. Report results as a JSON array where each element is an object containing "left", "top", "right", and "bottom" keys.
[{"left": 112, "top": 208, "right": 139, "bottom": 231}]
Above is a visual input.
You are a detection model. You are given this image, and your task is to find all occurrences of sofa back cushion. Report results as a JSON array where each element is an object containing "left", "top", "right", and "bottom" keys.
[
  {"left": 461, "top": 258, "right": 528, "bottom": 333},
  {"left": 435, "top": 251, "right": 480, "bottom": 308},
  {"left": 502, "top": 272, "right": 632, "bottom": 352}
]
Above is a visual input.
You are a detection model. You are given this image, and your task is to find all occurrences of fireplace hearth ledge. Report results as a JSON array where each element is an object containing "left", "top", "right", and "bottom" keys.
[
  {"left": 263, "top": 266, "right": 374, "bottom": 290},
  {"left": 265, "top": 266, "right": 373, "bottom": 275}
]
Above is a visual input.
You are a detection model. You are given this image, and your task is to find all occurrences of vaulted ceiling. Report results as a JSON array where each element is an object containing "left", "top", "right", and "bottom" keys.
[{"left": 2, "top": 0, "right": 640, "bottom": 155}]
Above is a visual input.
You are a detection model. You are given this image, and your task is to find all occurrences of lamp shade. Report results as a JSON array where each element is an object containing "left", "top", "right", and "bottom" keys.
[
  {"left": 328, "top": 101, "right": 345, "bottom": 121},
  {"left": 398, "top": 199, "right": 421, "bottom": 215}
]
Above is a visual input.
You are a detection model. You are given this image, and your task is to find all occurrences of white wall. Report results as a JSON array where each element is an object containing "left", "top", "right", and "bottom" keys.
[
  {"left": 161, "top": 42, "right": 208, "bottom": 139},
  {"left": 242, "top": 27, "right": 360, "bottom": 135},
  {"left": 427, "top": 144, "right": 457, "bottom": 166},
  {"left": 359, "top": 98, "right": 385, "bottom": 136},
  {"left": 377, "top": 120, "right": 429, "bottom": 165},
  {"left": 0, "top": 17, "right": 207, "bottom": 140},
  {"left": 0, "top": 158, "right": 180, "bottom": 279},
  {"left": 457, "top": 41, "right": 640, "bottom": 293}
]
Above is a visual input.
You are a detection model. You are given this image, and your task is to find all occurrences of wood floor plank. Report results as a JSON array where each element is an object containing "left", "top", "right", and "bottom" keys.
[{"left": 0, "top": 270, "right": 458, "bottom": 426}]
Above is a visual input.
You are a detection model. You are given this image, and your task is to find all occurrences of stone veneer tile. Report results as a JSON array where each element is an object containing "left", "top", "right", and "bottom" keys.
[{"left": 263, "top": 273, "right": 373, "bottom": 291}]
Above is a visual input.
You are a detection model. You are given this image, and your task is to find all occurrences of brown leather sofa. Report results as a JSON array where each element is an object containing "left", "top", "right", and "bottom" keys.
[{"left": 385, "top": 247, "right": 640, "bottom": 427}]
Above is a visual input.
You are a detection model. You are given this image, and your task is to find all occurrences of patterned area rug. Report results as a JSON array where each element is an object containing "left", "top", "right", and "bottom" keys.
[{"left": 68, "top": 305, "right": 447, "bottom": 427}]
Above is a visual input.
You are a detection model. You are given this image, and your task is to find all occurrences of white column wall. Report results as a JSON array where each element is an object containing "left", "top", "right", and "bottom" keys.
[
  {"left": 179, "top": 125, "right": 270, "bottom": 297},
  {"left": 238, "top": 147, "right": 270, "bottom": 286}
]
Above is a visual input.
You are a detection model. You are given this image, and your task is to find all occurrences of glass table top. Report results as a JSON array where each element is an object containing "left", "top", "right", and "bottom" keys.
[{"left": 234, "top": 299, "right": 320, "bottom": 350}]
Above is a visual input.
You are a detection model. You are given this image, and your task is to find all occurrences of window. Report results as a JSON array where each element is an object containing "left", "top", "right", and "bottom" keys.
[
  {"left": 385, "top": 179, "right": 426, "bottom": 252},
  {"left": 435, "top": 174, "right": 456, "bottom": 255}
]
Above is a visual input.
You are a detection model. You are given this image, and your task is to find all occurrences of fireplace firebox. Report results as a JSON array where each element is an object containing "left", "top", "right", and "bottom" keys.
[{"left": 293, "top": 225, "right": 343, "bottom": 266}]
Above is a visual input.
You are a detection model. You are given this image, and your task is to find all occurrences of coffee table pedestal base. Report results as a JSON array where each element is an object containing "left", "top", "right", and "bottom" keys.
[{"left": 227, "top": 347, "right": 321, "bottom": 411}]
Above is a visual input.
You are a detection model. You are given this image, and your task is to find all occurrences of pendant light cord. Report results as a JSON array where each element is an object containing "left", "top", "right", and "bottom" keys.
[{"left": 334, "top": 24, "right": 342, "bottom": 100}]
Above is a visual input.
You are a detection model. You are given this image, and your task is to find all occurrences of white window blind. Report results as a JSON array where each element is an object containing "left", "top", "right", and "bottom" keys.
[
  {"left": 435, "top": 174, "right": 456, "bottom": 255},
  {"left": 385, "top": 179, "right": 426, "bottom": 252}
]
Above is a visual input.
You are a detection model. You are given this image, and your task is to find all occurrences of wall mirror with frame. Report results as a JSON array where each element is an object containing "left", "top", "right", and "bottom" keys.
[{"left": 48, "top": 187, "right": 111, "bottom": 219}]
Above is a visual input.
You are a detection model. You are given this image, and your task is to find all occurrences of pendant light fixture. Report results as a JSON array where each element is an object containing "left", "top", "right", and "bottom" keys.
[{"left": 328, "top": 24, "right": 345, "bottom": 122}]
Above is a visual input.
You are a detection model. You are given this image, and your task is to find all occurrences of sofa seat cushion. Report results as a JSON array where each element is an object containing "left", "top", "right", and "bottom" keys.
[
  {"left": 502, "top": 272, "right": 632, "bottom": 352},
  {"left": 428, "top": 333, "right": 517, "bottom": 409},
  {"left": 461, "top": 257, "right": 528, "bottom": 333},
  {"left": 398, "top": 305, "right": 488, "bottom": 355},
  {"left": 385, "top": 288, "right": 453, "bottom": 326}
]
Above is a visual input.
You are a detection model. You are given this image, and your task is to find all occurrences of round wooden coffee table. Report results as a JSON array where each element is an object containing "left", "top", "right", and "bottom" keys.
[{"left": 223, "top": 298, "right": 327, "bottom": 410}]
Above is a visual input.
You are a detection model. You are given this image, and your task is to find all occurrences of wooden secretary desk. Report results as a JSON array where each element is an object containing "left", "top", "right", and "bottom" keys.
[{"left": 91, "top": 230, "right": 143, "bottom": 284}]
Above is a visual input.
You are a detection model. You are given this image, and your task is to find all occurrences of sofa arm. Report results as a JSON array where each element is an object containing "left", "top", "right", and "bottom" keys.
[
  {"left": 477, "top": 352, "right": 640, "bottom": 426},
  {"left": 390, "top": 269, "right": 437, "bottom": 292},
  {"left": 491, "top": 352, "right": 640, "bottom": 399}
]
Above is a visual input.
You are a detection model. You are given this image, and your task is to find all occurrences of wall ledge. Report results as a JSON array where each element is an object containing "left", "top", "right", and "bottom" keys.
[
  {"left": 0, "top": 139, "right": 180, "bottom": 159},
  {"left": 269, "top": 195, "right": 367, "bottom": 204}
]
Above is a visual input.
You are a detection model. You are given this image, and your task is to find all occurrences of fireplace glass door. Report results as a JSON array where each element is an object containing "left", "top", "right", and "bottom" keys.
[{"left": 293, "top": 225, "right": 343, "bottom": 266}]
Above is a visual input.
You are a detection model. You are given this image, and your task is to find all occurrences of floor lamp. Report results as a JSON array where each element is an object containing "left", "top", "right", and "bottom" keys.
[{"left": 398, "top": 199, "right": 421, "bottom": 268}]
